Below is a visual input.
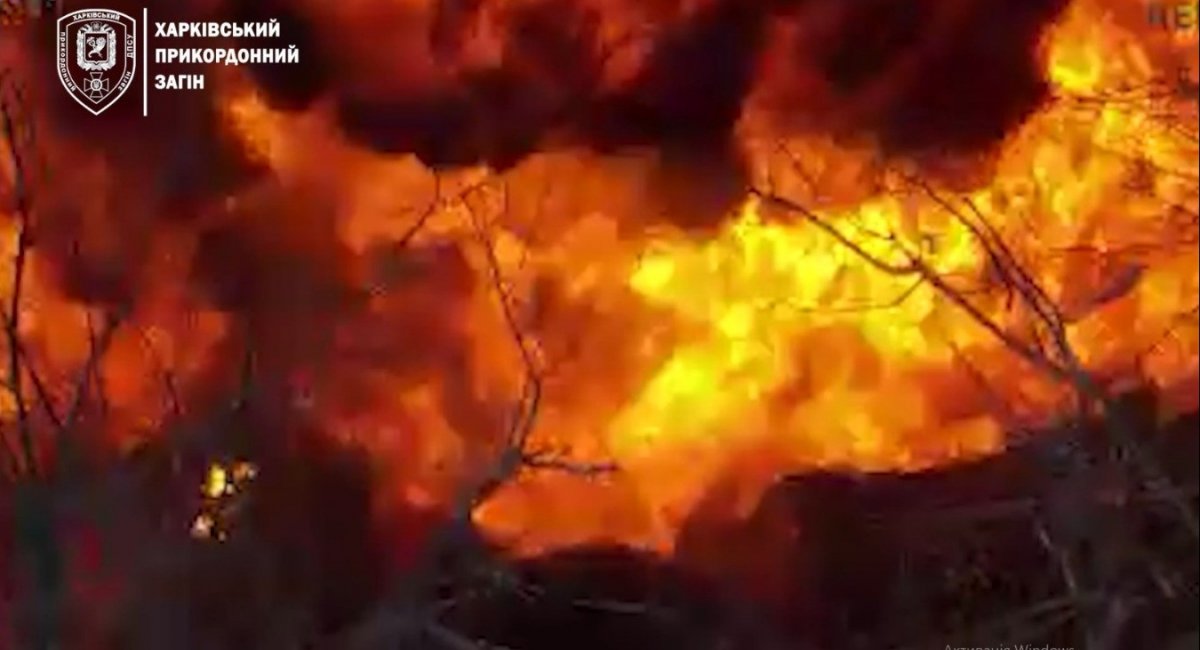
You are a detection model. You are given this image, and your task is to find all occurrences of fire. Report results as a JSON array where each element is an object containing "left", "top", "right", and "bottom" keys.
[
  {"left": 569, "top": 123, "right": 1194, "bottom": 544},
  {"left": 192, "top": 460, "right": 258, "bottom": 541},
  {"left": 474, "top": 0, "right": 1199, "bottom": 551},
  {"left": 2, "top": 0, "right": 1197, "bottom": 558}
]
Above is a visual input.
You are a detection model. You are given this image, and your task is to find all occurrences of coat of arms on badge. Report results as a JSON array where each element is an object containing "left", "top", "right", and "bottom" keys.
[{"left": 56, "top": 9, "right": 136, "bottom": 115}]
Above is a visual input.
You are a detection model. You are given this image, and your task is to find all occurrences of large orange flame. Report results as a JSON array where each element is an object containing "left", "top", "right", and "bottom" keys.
[
  {"left": 3, "top": 0, "right": 1197, "bottom": 557},
  {"left": 471, "top": 0, "right": 1198, "bottom": 552}
]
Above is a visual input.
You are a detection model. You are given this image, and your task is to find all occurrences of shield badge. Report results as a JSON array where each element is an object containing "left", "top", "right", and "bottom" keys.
[{"left": 57, "top": 10, "right": 137, "bottom": 116}]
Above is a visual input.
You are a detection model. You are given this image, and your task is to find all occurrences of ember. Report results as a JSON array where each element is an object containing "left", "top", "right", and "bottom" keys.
[{"left": 191, "top": 460, "right": 256, "bottom": 541}]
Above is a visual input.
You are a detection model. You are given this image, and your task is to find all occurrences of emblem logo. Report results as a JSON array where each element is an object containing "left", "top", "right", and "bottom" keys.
[{"left": 57, "top": 9, "right": 137, "bottom": 116}]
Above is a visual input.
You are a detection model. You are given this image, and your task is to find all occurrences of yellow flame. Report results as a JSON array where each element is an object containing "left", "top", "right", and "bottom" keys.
[{"left": 203, "top": 464, "right": 230, "bottom": 499}]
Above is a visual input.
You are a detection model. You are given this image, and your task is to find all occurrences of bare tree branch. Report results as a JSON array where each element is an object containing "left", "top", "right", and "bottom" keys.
[
  {"left": 2, "top": 84, "right": 37, "bottom": 478},
  {"left": 750, "top": 179, "right": 1200, "bottom": 542}
]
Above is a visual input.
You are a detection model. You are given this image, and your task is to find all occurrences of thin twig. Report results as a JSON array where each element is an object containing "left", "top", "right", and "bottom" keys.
[{"left": 2, "top": 93, "right": 36, "bottom": 477}]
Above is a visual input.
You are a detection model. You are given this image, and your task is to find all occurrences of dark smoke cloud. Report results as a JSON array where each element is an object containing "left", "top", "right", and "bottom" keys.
[
  {"left": 329, "top": 0, "right": 610, "bottom": 170},
  {"left": 26, "top": 0, "right": 1072, "bottom": 235},
  {"left": 234, "top": 0, "right": 1067, "bottom": 162},
  {"left": 227, "top": 0, "right": 330, "bottom": 111},
  {"left": 808, "top": 0, "right": 1072, "bottom": 154},
  {"left": 222, "top": 0, "right": 1068, "bottom": 228},
  {"left": 584, "top": 1, "right": 768, "bottom": 152}
]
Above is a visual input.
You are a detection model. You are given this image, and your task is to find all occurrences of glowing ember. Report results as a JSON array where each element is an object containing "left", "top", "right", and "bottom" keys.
[
  {"left": 204, "top": 464, "right": 231, "bottom": 500},
  {"left": 192, "top": 461, "right": 258, "bottom": 541}
]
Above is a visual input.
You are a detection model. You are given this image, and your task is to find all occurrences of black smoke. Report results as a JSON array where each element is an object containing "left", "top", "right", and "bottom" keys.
[
  {"left": 216, "top": 0, "right": 1071, "bottom": 229},
  {"left": 232, "top": 0, "right": 1069, "bottom": 164}
]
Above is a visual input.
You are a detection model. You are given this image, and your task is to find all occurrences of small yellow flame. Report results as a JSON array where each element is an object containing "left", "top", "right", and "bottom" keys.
[
  {"left": 193, "top": 461, "right": 258, "bottom": 542},
  {"left": 203, "top": 464, "right": 230, "bottom": 499}
]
